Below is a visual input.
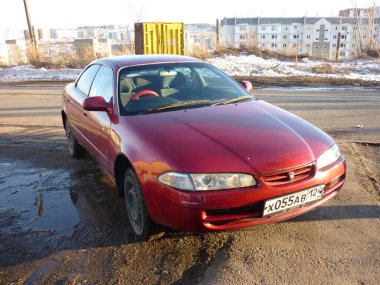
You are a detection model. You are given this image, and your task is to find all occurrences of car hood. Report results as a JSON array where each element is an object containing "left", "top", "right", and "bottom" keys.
[{"left": 125, "top": 100, "right": 334, "bottom": 174}]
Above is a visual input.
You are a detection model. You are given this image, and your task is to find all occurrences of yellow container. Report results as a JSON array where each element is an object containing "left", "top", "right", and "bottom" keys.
[{"left": 134, "top": 22, "right": 184, "bottom": 55}]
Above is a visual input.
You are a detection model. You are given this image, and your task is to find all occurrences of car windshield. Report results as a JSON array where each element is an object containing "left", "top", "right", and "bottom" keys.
[{"left": 118, "top": 62, "right": 254, "bottom": 115}]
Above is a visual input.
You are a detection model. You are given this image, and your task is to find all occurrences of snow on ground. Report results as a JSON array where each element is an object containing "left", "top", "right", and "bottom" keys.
[
  {"left": 0, "top": 56, "right": 379, "bottom": 83},
  {"left": 208, "top": 55, "right": 380, "bottom": 81},
  {"left": 0, "top": 65, "right": 81, "bottom": 82}
]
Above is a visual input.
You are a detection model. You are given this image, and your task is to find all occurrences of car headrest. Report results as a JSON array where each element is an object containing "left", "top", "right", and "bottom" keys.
[
  {"left": 162, "top": 72, "right": 186, "bottom": 89},
  {"left": 120, "top": 77, "right": 135, "bottom": 93}
]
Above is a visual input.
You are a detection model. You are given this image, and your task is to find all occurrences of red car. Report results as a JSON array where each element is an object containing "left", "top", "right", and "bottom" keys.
[{"left": 62, "top": 55, "right": 346, "bottom": 240}]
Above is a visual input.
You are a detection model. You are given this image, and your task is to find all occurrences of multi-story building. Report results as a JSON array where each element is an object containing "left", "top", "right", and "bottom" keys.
[
  {"left": 2, "top": 30, "right": 28, "bottom": 65},
  {"left": 4, "top": 29, "right": 25, "bottom": 41},
  {"left": 49, "top": 29, "right": 78, "bottom": 41},
  {"left": 0, "top": 46, "right": 7, "bottom": 65},
  {"left": 77, "top": 25, "right": 133, "bottom": 42},
  {"left": 220, "top": 13, "right": 380, "bottom": 60},
  {"left": 185, "top": 24, "right": 216, "bottom": 53},
  {"left": 74, "top": 38, "right": 112, "bottom": 56},
  {"left": 0, "top": 32, "right": 8, "bottom": 65},
  {"left": 5, "top": 39, "right": 27, "bottom": 65},
  {"left": 339, "top": 6, "right": 380, "bottom": 18}
]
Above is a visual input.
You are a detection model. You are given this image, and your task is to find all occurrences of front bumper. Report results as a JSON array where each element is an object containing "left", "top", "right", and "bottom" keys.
[{"left": 146, "top": 157, "right": 346, "bottom": 232}]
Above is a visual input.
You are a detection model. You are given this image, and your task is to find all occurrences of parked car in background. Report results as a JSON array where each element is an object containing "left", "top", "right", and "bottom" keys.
[{"left": 62, "top": 55, "right": 346, "bottom": 240}]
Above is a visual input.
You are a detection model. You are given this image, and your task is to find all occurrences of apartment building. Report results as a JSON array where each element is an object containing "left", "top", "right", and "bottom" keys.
[
  {"left": 77, "top": 25, "right": 133, "bottom": 42},
  {"left": 220, "top": 16, "right": 380, "bottom": 60},
  {"left": 74, "top": 38, "right": 112, "bottom": 56},
  {"left": 0, "top": 32, "right": 7, "bottom": 65},
  {"left": 4, "top": 39, "right": 28, "bottom": 65},
  {"left": 1, "top": 30, "right": 28, "bottom": 65},
  {"left": 185, "top": 24, "right": 216, "bottom": 53},
  {"left": 339, "top": 6, "right": 380, "bottom": 18}
]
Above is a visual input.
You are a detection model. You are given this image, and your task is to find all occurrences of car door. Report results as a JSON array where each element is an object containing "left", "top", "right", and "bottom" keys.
[
  {"left": 66, "top": 64, "right": 100, "bottom": 148},
  {"left": 84, "top": 65, "right": 114, "bottom": 169}
]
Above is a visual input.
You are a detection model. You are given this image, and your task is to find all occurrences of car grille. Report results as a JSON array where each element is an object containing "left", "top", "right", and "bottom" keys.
[{"left": 261, "top": 164, "right": 314, "bottom": 186}]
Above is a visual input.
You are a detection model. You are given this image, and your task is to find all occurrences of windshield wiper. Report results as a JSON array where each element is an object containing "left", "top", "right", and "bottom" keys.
[
  {"left": 212, "top": 95, "right": 253, "bottom": 106},
  {"left": 141, "top": 100, "right": 211, "bottom": 114}
]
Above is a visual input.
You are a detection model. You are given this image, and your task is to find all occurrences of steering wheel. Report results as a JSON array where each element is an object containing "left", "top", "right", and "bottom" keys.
[{"left": 129, "top": 90, "right": 160, "bottom": 102}]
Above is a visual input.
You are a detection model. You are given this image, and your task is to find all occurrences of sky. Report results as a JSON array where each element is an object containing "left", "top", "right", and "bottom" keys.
[{"left": 0, "top": 0, "right": 379, "bottom": 32}]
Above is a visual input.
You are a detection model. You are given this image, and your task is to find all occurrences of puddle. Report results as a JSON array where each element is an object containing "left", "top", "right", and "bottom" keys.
[{"left": 0, "top": 159, "right": 126, "bottom": 235}]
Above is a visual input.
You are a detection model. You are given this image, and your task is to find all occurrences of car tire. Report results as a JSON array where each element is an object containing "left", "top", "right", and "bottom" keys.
[
  {"left": 65, "top": 118, "right": 86, "bottom": 159},
  {"left": 123, "top": 169, "right": 163, "bottom": 241}
]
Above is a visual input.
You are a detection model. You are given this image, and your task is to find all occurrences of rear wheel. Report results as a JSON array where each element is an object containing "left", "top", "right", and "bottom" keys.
[
  {"left": 65, "top": 118, "right": 86, "bottom": 159},
  {"left": 123, "top": 169, "right": 163, "bottom": 241}
]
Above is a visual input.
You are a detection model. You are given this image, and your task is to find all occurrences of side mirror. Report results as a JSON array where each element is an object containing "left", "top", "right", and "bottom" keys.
[
  {"left": 83, "top": 96, "right": 112, "bottom": 113},
  {"left": 241, "top": 81, "right": 254, "bottom": 93}
]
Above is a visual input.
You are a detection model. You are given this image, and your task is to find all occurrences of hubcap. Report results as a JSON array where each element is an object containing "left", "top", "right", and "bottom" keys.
[{"left": 125, "top": 184, "right": 143, "bottom": 234}]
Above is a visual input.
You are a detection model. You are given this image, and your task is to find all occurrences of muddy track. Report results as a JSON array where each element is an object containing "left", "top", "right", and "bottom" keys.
[{"left": 0, "top": 126, "right": 236, "bottom": 284}]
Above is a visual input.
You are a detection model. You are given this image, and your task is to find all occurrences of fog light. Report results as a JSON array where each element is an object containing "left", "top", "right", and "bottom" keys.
[{"left": 327, "top": 177, "right": 340, "bottom": 188}]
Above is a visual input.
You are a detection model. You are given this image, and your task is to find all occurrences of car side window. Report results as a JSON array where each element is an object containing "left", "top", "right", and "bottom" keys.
[
  {"left": 76, "top": 64, "right": 100, "bottom": 95},
  {"left": 89, "top": 66, "right": 114, "bottom": 102}
]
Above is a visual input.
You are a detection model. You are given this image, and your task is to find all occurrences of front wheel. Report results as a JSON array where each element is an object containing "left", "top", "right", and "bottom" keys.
[{"left": 123, "top": 169, "right": 163, "bottom": 241}]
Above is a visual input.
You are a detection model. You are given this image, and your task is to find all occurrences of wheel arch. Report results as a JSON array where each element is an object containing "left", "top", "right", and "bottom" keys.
[
  {"left": 61, "top": 110, "right": 67, "bottom": 129},
  {"left": 114, "top": 154, "right": 134, "bottom": 197}
]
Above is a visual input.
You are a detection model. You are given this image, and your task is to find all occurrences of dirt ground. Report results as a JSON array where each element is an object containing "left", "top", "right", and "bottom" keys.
[{"left": 0, "top": 86, "right": 379, "bottom": 285}]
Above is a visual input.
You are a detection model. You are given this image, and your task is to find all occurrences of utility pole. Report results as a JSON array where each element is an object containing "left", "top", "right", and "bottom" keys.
[{"left": 23, "top": 0, "right": 38, "bottom": 51}]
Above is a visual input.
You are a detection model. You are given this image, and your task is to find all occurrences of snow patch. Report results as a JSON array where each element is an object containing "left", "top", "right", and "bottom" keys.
[
  {"left": 0, "top": 65, "right": 81, "bottom": 82},
  {"left": 0, "top": 56, "right": 379, "bottom": 83},
  {"left": 208, "top": 55, "right": 380, "bottom": 81}
]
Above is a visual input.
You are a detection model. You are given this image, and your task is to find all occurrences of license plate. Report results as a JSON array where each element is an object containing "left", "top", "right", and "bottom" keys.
[{"left": 263, "top": 185, "right": 325, "bottom": 217}]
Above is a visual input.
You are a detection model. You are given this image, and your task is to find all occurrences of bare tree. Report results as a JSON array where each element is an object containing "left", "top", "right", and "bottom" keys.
[
  {"left": 126, "top": 1, "right": 147, "bottom": 23},
  {"left": 349, "top": 0, "right": 379, "bottom": 56}
]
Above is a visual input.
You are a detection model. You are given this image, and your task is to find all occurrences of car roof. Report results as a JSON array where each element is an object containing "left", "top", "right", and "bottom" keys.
[{"left": 92, "top": 55, "right": 203, "bottom": 70}]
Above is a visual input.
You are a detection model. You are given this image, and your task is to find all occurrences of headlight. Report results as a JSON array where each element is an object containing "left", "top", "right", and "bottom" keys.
[
  {"left": 190, "top": 173, "right": 256, "bottom": 190},
  {"left": 317, "top": 144, "right": 341, "bottom": 169},
  {"left": 158, "top": 172, "right": 256, "bottom": 191}
]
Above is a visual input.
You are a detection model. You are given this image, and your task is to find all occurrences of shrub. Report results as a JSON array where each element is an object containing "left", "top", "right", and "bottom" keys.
[
  {"left": 112, "top": 45, "right": 133, "bottom": 56},
  {"left": 311, "top": 63, "right": 334, "bottom": 74},
  {"left": 26, "top": 44, "right": 101, "bottom": 69},
  {"left": 186, "top": 45, "right": 210, "bottom": 60},
  {"left": 213, "top": 45, "right": 240, "bottom": 57},
  {"left": 26, "top": 46, "right": 46, "bottom": 68},
  {"left": 211, "top": 44, "right": 300, "bottom": 61},
  {"left": 364, "top": 49, "right": 380, "bottom": 58}
]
